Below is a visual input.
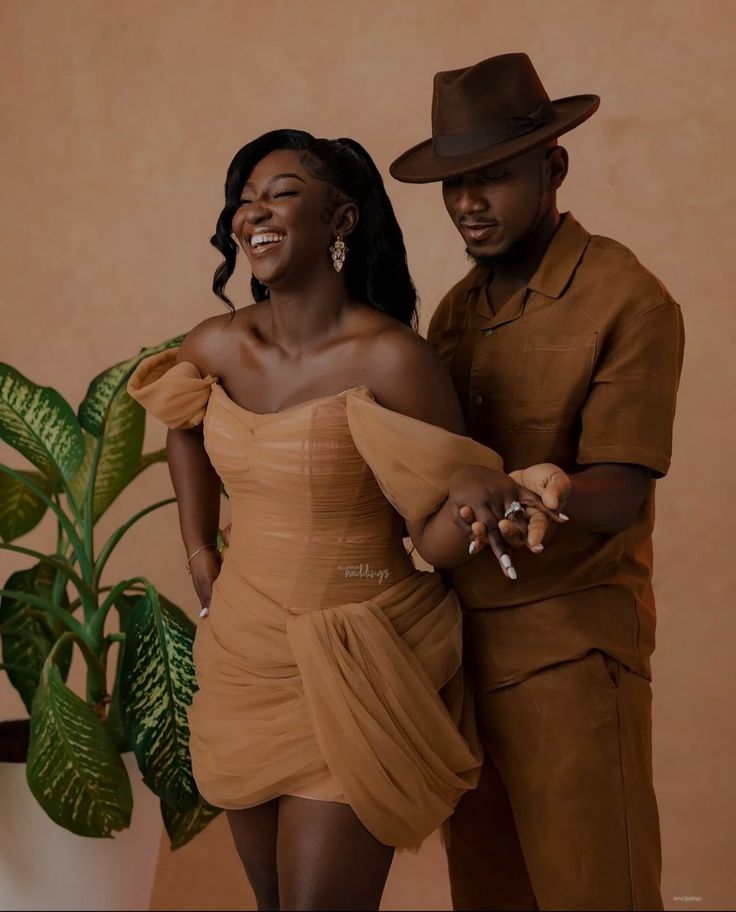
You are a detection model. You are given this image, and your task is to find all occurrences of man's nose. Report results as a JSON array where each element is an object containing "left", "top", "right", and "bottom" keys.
[{"left": 454, "top": 185, "right": 487, "bottom": 215}]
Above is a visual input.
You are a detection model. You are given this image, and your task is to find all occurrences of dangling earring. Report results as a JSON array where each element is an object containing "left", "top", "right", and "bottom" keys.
[{"left": 329, "top": 235, "right": 347, "bottom": 273}]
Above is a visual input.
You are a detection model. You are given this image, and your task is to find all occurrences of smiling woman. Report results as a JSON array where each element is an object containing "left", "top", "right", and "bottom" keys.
[
  {"left": 129, "top": 124, "right": 555, "bottom": 912},
  {"left": 209, "top": 129, "right": 418, "bottom": 329}
]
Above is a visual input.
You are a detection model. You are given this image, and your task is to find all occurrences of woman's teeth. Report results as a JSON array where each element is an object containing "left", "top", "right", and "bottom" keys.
[{"left": 250, "top": 233, "right": 285, "bottom": 248}]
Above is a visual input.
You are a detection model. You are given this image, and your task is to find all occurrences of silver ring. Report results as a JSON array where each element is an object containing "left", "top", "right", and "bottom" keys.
[{"left": 503, "top": 501, "right": 525, "bottom": 520}]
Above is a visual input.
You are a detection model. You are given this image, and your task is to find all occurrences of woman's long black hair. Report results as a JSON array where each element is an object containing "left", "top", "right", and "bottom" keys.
[{"left": 210, "top": 129, "right": 419, "bottom": 330}]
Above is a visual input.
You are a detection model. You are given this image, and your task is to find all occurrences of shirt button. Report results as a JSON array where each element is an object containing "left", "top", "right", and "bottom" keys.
[
  {"left": 482, "top": 327, "right": 494, "bottom": 336},
  {"left": 474, "top": 395, "right": 484, "bottom": 405}
]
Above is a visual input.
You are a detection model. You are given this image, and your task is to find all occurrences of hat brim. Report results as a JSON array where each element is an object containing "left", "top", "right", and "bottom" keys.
[{"left": 389, "top": 94, "right": 600, "bottom": 183}]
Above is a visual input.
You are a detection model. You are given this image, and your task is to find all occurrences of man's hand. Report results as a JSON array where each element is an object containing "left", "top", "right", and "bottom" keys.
[
  {"left": 460, "top": 463, "right": 572, "bottom": 556},
  {"left": 449, "top": 464, "right": 567, "bottom": 579}
]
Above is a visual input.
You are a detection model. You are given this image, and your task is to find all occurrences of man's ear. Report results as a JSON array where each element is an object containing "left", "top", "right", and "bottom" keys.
[{"left": 546, "top": 145, "right": 568, "bottom": 192}]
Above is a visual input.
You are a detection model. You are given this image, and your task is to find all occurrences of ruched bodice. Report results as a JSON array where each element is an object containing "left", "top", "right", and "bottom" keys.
[
  {"left": 127, "top": 345, "right": 504, "bottom": 849},
  {"left": 204, "top": 382, "right": 417, "bottom": 612}
]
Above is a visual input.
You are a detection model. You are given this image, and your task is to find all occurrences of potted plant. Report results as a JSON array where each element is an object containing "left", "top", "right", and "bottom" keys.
[{"left": 0, "top": 337, "right": 222, "bottom": 910}]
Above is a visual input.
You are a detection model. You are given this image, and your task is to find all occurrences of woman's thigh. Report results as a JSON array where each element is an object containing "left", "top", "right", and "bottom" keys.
[
  {"left": 226, "top": 800, "right": 280, "bottom": 910},
  {"left": 277, "top": 795, "right": 394, "bottom": 911}
]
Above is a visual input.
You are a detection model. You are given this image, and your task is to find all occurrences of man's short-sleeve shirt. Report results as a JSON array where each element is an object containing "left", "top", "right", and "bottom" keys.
[{"left": 427, "top": 211, "right": 685, "bottom": 689}]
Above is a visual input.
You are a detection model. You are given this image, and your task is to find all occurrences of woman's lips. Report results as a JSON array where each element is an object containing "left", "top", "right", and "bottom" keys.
[
  {"left": 462, "top": 222, "right": 499, "bottom": 243},
  {"left": 247, "top": 235, "right": 286, "bottom": 256}
]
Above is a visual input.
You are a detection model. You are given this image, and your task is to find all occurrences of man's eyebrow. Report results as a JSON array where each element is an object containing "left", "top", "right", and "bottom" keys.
[{"left": 241, "top": 172, "right": 307, "bottom": 192}]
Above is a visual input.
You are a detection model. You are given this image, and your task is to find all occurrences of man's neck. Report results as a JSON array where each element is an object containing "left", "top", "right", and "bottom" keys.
[{"left": 481, "top": 208, "right": 562, "bottom": 288}]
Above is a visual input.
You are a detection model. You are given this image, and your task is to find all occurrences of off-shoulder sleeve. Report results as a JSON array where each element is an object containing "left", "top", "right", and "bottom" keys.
[
  {"left": 346, "top": 391, "right": 504, "bottom": 524},
  {"left": 126, "top": 346, "right": 216, "bottom": 430}
]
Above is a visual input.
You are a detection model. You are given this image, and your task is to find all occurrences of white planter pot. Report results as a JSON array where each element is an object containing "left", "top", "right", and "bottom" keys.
[{"left": 0, "top": 751, "right": 162, "bottom": 911}]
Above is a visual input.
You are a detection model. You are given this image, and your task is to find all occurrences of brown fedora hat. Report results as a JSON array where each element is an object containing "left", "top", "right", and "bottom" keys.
[{"left": 390, "top": 52, "right": 599, "bottom": 183}]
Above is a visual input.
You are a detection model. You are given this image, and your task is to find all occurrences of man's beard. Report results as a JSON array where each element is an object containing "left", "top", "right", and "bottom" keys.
[{"left": 465, "top": 248, "right": 495, "bottom": 268}]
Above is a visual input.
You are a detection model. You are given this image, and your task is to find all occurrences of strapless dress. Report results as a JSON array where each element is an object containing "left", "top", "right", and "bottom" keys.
[{"left": 127, "top": 346, "right": 504, "bottom": 849}]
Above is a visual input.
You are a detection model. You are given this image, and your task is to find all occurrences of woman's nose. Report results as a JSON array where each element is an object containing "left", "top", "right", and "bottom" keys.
[{"left": 243, "top": 199, "right": 271, "bottom": 223}]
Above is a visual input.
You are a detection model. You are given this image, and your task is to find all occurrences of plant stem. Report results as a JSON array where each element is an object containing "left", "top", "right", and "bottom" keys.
[
  {"left": 46, "top": 631, "right": 107, "bottom": 708},
  {"left": 0, "top": 588, "right": 88, "bottom": 642},
  {"left": 94, "top": 497, "right": 177, "bottom": 587},
  {"left": 0, "top": 465, "right": 92, "bottom": 580},
  {"left": 89, "top": 577, "right": 148, "bottom": 644},
  {"left": 0, "top": 544, "right": 97, "bottom": 605},
  {"left": 83, "top": 434, "right": 106, "bottom": 592}
]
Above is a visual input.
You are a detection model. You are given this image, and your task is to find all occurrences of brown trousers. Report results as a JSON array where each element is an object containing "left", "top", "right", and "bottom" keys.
[{"left": 445, "top": 649, "right": 663, "bottom": 911}]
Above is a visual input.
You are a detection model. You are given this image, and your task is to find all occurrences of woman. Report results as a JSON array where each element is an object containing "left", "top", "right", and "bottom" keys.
[{"left": 127, "top": 129, "right": 563, "bottom": 911}]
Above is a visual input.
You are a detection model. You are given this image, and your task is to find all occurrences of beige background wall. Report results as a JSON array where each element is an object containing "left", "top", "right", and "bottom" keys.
[{"left": 1, "top": 1, "right": 734, "bottom": 909}]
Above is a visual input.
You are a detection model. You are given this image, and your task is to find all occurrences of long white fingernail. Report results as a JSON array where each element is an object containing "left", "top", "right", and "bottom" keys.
[
  {"left": 559, "top": 513, "right": 570, "bottom": 521},
  {"left": 468, "top": 540, "right": 478, "bottom": 555},
  {"left": 199, "top": 606, "right": 209, "bottom": 618},
  {"left": 500, "top": 554, "right": 512, "bottom": 569},
  {"left": 532, "top": 544, "right": 544, "bottom": 552},
  {"left": 507, "top": 567, "right": 518, "bottom": 580}
]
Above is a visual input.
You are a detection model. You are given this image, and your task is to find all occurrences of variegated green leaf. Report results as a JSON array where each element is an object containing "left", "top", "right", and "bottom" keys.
[
  {"left": 0, "top": 564, "right": 72, "bottom": 712},
  {"left": 78, "top": 334, "right": 184, "bottom": 439},
  {"left": 105, "top": 593, "right": 138, "bottom": 753},
  {"left": 68, "top": 405, "right": 144, "bottom": 522},
  {"left": 120, "top": 584, "right": 198, "bottom": 810},
  {"left": 0, "top": 469, "right": 60, "bottom": 542},
  {"left": 0, "top": 363, "right": 85, "bottom": 484},
  {"left": 67, "top": 337, "right": 185, "bottom": 518},
  {"left": 27, "top": 661, "right": 132, "bottom": 837},
  {"left": 161, "top": 794, "right": 222, "bottom": 850}
]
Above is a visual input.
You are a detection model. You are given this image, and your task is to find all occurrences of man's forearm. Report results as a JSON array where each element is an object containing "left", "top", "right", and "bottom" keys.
[{"left": 563, "top": 464, "right": 652, "bottom": 534}]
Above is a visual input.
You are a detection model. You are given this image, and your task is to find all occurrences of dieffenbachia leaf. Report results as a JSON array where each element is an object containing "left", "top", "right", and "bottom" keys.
[
  {"left": 120, "top": 584, "right": 198, "bottom": 810},
  {"left": 0, "top": 469, "right": 60, "bottom": 542},
  {"left": 0, "top": 363, "right": 85, "bottom": 485},
  {"left": 161, "top": 794, "right": 222, "bottom": 850},
  {"left": 27, "top": 661, "right": 132, "bottom": 837},
  {"left": 0, "top": 563, "right": 72, "bottom": 712},
  {"left": 68, "top": 337, "right": 185, "bottom": 519},
  {"left": 78, "top": 333, "right": 184, "bottom": 438}
]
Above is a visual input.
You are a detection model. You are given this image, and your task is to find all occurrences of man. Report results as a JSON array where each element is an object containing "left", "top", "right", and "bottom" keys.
[{"left": 389, "top": 53, "right": 685, "bottom": 911}]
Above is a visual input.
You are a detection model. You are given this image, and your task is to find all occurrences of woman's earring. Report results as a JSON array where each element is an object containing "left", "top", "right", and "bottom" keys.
[{"left": 329, "top": 236, "right": 347, "bottom": 273}]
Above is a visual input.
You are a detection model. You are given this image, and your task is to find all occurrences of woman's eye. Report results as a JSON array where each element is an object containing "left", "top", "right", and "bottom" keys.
[
  {"left": 238, "top": 199, "right": 252, "bottom": 206},
  {"left": 273, "top": 190, "right": 297, "bottom": 198}
]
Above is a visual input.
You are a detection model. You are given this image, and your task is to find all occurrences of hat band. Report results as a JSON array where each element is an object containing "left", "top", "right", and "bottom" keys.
[{"left": 432, "top": 97, "right": 557, "bottom": 158}]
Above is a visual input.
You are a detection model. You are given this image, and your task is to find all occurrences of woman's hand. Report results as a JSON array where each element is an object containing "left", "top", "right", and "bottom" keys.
[
  {"left": 501, "top": 464, "right": 572, "bottom": 549},
  {"left": 449, "top": 465, "right": 567, "bottom": 579},
  {"left": 189, "top": 547, "right": 222, "bottom": 618}
]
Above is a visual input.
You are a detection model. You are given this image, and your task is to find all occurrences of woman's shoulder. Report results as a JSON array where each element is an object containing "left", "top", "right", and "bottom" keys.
[
  {"left": 177, "top": 306, "right": 262, "bottom": 375},
  {"left": 357, "top": 313, "right": 466, "bottom": 435}
]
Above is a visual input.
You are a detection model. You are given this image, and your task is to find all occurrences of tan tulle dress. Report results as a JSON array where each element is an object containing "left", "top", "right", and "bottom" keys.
[{"left": 126, "top": 346, "right": 504, "bottom": 850}]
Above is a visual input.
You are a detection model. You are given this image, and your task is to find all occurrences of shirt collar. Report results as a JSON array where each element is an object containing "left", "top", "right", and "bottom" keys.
[{"left": 464, "top": 211, "right": 591, "bottom": 305}]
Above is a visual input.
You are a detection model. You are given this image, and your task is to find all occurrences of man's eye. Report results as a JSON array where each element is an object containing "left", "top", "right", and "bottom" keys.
[
  {"left": 238, "top": 199, "right": 252, "bottom": 206},
  {"left": 481, "top": 174, "right": 506, "bottom": 182}
]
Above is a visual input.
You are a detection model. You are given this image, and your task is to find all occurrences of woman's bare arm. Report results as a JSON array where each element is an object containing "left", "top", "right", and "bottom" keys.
[
  {"left": 167, "top": 319, "right": 226, "bottom": 608},
  {"left": 367, "top": 327, "right": 525, "bottom": 572}
]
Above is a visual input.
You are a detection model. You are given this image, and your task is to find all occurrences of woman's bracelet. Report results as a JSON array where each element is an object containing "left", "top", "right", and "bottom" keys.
[{"left": 185, "top": 542, "right": 219, "bottom": 575}]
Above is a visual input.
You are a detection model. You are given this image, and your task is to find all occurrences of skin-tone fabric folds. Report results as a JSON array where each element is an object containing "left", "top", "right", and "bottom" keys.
[{"left": 126, "top": 347, "right": 505, "bottom": 849}]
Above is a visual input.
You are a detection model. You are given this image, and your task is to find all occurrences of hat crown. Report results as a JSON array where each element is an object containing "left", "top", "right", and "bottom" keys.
[{"left": 432, "top": 53, "right": 550, "bottom": 137}]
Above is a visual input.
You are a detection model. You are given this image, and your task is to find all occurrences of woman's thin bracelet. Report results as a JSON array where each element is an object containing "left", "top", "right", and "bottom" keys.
[{"left": 185, "top": 542, "right": 218, "bottom": 575}]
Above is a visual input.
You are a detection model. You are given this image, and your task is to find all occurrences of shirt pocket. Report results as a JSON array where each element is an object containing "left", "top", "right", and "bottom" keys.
[{"left": 509, "top": 332, "right": 597, "bottom": 433}]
